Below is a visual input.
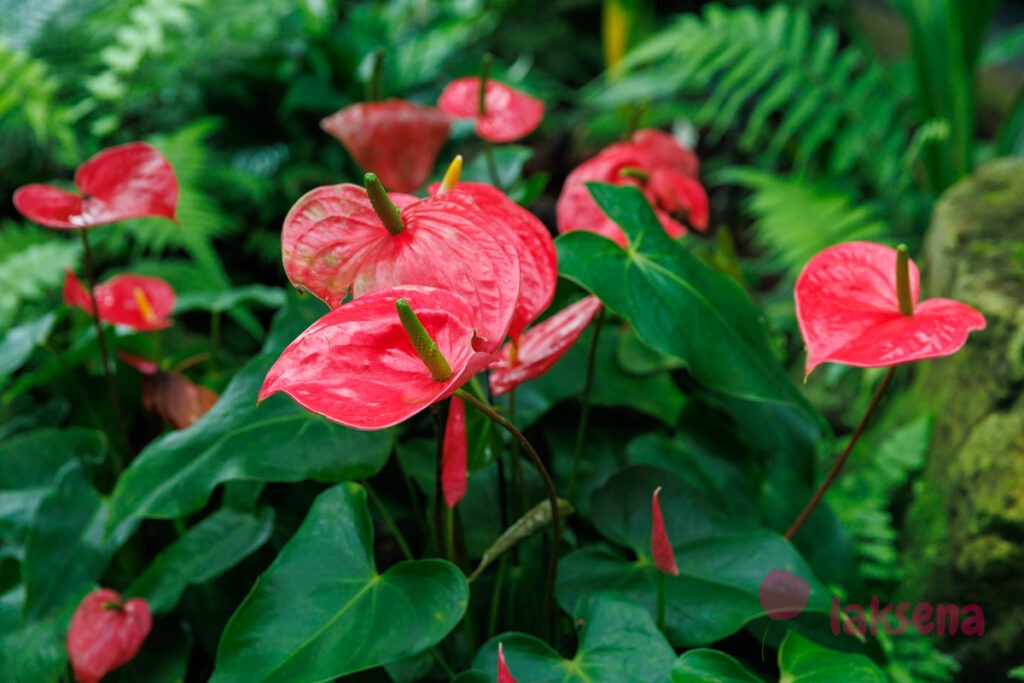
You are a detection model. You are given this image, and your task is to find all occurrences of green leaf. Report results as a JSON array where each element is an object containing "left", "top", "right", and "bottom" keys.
[
  {"left": 108, "top": 354, "right": 393, "bottom": 527},
  {"left": 0, "top": 427, "right": 105, "bottom": 541},
  {"left": 129, "top": 507, "right": 275, "bottom": 614},
  {"left": 174, "top": 285, "right": 287, "bottom": 315},
  {"left": 777, "top": 631, "right": 886, "bottom": 682},
  {"left": 672, "top": 649, "right": 762, "bottom": 682},
  {"left": 557, "top": 466, "right": 832, "bottom": 647},
  {"left": 462, "top": 145, "right": 534, "bottom": 189},
  {"left": 556, "top": 183, "right": 812, "bottom": 415},
  {"left": 0, "top": 584, "right": 85, "bottom": 683},
  {"left": 211, "top": 483, "right": 467, "bottom": 682},
  {"left": 22, "top": 462, "right": 122, "bottom": 620},
  {"left": 469, "top": 594, "right": 675, "bottom": 682},
  {"left": 0, "top": 312, "right": 55, "bottom": 379}
]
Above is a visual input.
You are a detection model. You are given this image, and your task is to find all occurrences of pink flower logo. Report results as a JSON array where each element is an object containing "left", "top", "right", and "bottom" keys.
[{"left": 759, "top": 569, "right": 811, "bottom": 621}]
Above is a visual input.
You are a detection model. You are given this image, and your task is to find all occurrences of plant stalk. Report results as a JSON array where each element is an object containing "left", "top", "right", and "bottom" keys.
[
  {"left": 785, "top": 367, "right": 896, "bottom": 540},
  {"left": 568, "top": 308, "right": 604, "bottom": 499}
]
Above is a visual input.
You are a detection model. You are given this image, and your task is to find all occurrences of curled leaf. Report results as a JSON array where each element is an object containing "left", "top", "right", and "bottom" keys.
[{"left": 468, "top": 498, "right": 574, "bottom": 581}]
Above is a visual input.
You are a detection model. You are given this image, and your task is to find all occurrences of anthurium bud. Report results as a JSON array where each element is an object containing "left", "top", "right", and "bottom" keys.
[
  {"left": 442, "top": 396, "right": 468, "bottom": 507},
  {"left": 438, "top": 155, "right": 464, "bottom": 195},
  {"left": 651, "top": 487, "right": 679, "bottom": 576},
  {"left": 498, "top": 642, "right": 519, "bottom": 683},
  {"left": 67, "top": 588, "right": 152, "bottom": 683},
  {"left": 396, "top": 298, "right": 453, "bottom": 381},
  {"left": 364, "top": 173, "right": 405, "bottom": 235}
]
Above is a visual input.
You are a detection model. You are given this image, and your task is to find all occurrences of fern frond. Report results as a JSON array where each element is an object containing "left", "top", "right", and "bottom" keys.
[
  {"left": 0, "top": 236, "right": 80, "bottom": 328},
  {"left": 592, "top": 3, "right": 920, "bottom": 202},
  {"left": 0, "top": 41, "right": 77, "bottom": 162},
  {"left": 716, "top": 167, "right": 887, "bottom": 277}
]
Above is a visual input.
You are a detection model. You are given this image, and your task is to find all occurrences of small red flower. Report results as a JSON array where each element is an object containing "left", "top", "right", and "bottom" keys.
[
  {"left": 795, "top": 242, "right": 986, "bottom": 375},
  {"left": 442, "top": 395, "right": 468, "bottom": 508},
  {"left": 14, "top": 142, "right": 177, "bottom": 229},
  {"left": 438, "top": 77, "right": 544, "bottom": 143},
  {"left": 321, "top": 100, "right": 451, "bottom": 193},
  {"left": 429, "top": 180, "right": 557, "bottom": 344},
  {"left": 259, "top": 286, "right": 494, "bottom": 430},
  {"left": 556, "top": 129, "right": 708, "bottom": 247},
  {"left": 489, "top": 296, "right": 603, "bottom": 396},
  {"left": 67, "top": 588, "right": 152, "bottom": 683},
  {"left": 281, "top": 182, "right": 520, "bottom": 353},
  {"left": 497, "top": 642, "right": 519, "bottom": 683},
  {"left": 651, "top": 487, "right": 679, "bottom": 577},
  {"left": 64, "top": 270, "right": 175, "bottom": 331}
]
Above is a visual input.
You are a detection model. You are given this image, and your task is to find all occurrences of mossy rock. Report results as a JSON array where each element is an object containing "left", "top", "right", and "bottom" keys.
[{"left": 901, "top": 158, "right": 1024, "bottom": 675}]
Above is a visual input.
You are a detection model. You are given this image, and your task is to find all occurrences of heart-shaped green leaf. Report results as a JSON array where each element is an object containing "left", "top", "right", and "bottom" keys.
[
  {"left": 211, "top": 483, "right": 468, "bottom": 682},
  {"left": 129, "top": 507, "right": 274, "bottom": 613},
  {"left": 466, "top": 593, "right": 675, "bottom": 682},
  {"left": 108, "top": 354, "right": 393, "bottom": 526},
  {"left": 556, "top": 183, "right": 812, "bottom": 413},
  {"left": 671, "top": 649, "right": 762, "bottom": 682}
]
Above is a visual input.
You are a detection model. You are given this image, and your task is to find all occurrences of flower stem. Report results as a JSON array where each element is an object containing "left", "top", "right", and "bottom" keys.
[
  {"left": 785, "top": 367, "right": 897, "bottom": 540},
  {"left": 455, "top": 388, "right": 560, "bottom": 640},
  {"left": 896, "top": 244, "right": 914, "bottom": 315},
  {"left": 478, "top": 53, "right": 492, "bottom": 115},
  {"left": 568, "top": 308, "right": 604, "bottom": 500},
  {"left": 79, "top": 229, "right": 127, "bottom": 465},
  {"left": 431, "top": 405, "right": 447, "bottom": 558},
  {"left": 656, "top": 570, "right": 666, "bottom": 631},
  {"left": 364, "top": 481, "right": 414, "bottom": 562},
  {"left": 365, "top": 47, "right": 384, "bottom": 102}
]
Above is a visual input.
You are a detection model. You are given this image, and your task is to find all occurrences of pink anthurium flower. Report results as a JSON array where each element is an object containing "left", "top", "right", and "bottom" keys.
[
  {"left": 320, "top": 100, "right": 451, "bottom": 193},
  {"left": 796, "top": 242, "right": 986, "bottom": 376},
  {"left": 651, "top": 487, "right": 679, "bottom": 576},
  {"left": 489, "top": 296, "right": 603, "bottom": 396},
  {"left": 430, "top": 179, "right": 557, "bottom": 344},
  {"left": 64, "top": 270, "right": 175, "bottom": 331},
  {"left": 442, "top": 396, "right": 468, "bottom": 508},
  {"left": 556, "top": 129, "right": 708, "bottom": 247},
  {"left": 14, "top": 142, "right": 177, "bottom": 229},
  {"left": 438, "top": 77, "right": 544, "bottom": 143},
  {"left": 259, "top": 286, "right": 494, "bottom": 430},
  {"left": 67, "top": 588, "right": 152, "bottom": 683},
  {"left": 497, "top": 642, "right": 519, "bottom": 683},
  {"left": 281, "top": 179, "right": 520, "bottom": 353}
]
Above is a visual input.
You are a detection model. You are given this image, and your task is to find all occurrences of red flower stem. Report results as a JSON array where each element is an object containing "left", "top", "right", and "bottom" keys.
[
  {"left": 785, "top": 366, "right": 896, "bottom": 540},
  {"left": 455, "top": 388, "right": 560, "bottom": 640},
  {"left": 79, "top": 229, "right": 127, "bottom": 466},
  {"left": 568, "top": 308, "right": 605, "bottom": 500}
]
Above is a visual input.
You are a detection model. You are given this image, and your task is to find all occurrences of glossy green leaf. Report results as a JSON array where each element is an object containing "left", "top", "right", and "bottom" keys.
[
  {"left": 462, "top": 145, "right": 533, "bottom": 189},
  {"left": 672, "top": 649, "right": 762, "bottom": 682},
  {"left": 174, "top": 285, "right": 287, "bottom": 314},
  {"left": 0, "top": 584, "right": 84, "bottom": 683},
  {"left": 211, "top": 483, "right": 467, "bottom": 682},
  {"left": 470, "top": 594, "right": 675, "bottom": 682},
  {"left": 0, "top": 312, "right": 54, "bottom": 379},
  {"left": 129, "top": 507, "right": 275, "bottom": 613},
  {"left": 22, "top": 462, "right": 122, "bottom": 620},
  {"left": 556, "top": 183, "right": 811, "bottom": 412},
  {"left": 0, "top": 427, "right": 105, "bottom": 541},
  {"left": 557, "top": 466, "right": 831, "bottom": 647},
  {"left": 108, "top": 354, "right": 393, "bottom": 527},
  {"left": 778, "top": 631, "right": 886, "bottom": 682}
]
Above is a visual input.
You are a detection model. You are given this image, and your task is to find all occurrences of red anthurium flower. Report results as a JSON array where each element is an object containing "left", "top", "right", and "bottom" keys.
[
  {"left": 442, "top": 396, "right": 468, "bottom": 508},
  {"left": 556, "top": 129, "right": 708, "bottom": 247},
  {"left": 796, "top": 242, "right": 986, "bottom": 376},
  {"left": 651, "top": 487, "right": 679, "bottom": 577},
  {"left": 14, "top": 142, "right": 177, "bottom": 229},
  {"left": 497, "top": 642, "right": 519, "bottom": 683},
  {"left": 281, "top": 182, "right": 520, "bottom": 353},
  {"left": 260, "top": 286, "right": 494, "bottom": 430},
  {"left": 438, "top": 77, "right": 544, "bottom": 143},
  {"left": 429, "top": 180, "right": 557, "bottom": 343},
  {"left": 64, "top": 270, "right": 175, "bottom": 331},
  {"left": 67, "top": 588, "right": 152, "bottom": 683},
  {"left": 489, "top": 296, "right": 603, "bottom": 396},
  {"left": 321, "top": 100, "right": 451, "bottom": 193}
]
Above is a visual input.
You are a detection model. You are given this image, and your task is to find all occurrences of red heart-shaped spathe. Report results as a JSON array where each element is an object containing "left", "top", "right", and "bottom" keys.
[
  {"left": 64, "top": 270, "right": 175, "bottom": 331},
  {"left": 14, "top": 142, "right": 177, "bottom": 229},
  {"left": 795, "top": 242, "right": 986, "bottom": 375},
  {"left": 438, "top": 77, "right": 544, "bottom": 143},
  {"left": 489, "top": 296, "right": 603, "bottom": 396},
  {"left": 67, "top": 588, "right": 152, "bottom": 683},
  {"left": 321, "top": 100, "right": 451, "bottom": 193},
  {"left": 259, "top": 286, "right": 494, "bottom": 430},
  {"left": 281, "top": 184, "right": 520, "bottom": 353}
]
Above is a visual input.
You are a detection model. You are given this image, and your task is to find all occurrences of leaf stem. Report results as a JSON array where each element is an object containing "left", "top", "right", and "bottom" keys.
[
  {"left": 455, "top": 388, "right": 560, "bottom": 640},
  {"left": 785, "top": 366, "right": 897, "bottom": 540},
  {"left": 364, "top": 481, "right": 414, "bottom": 562},
  {"left": 568, "top": 308, "right": 605, "bottom": 499},
  {"left": 79, "top": 229, "right": 127, "bottom": 465}
]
